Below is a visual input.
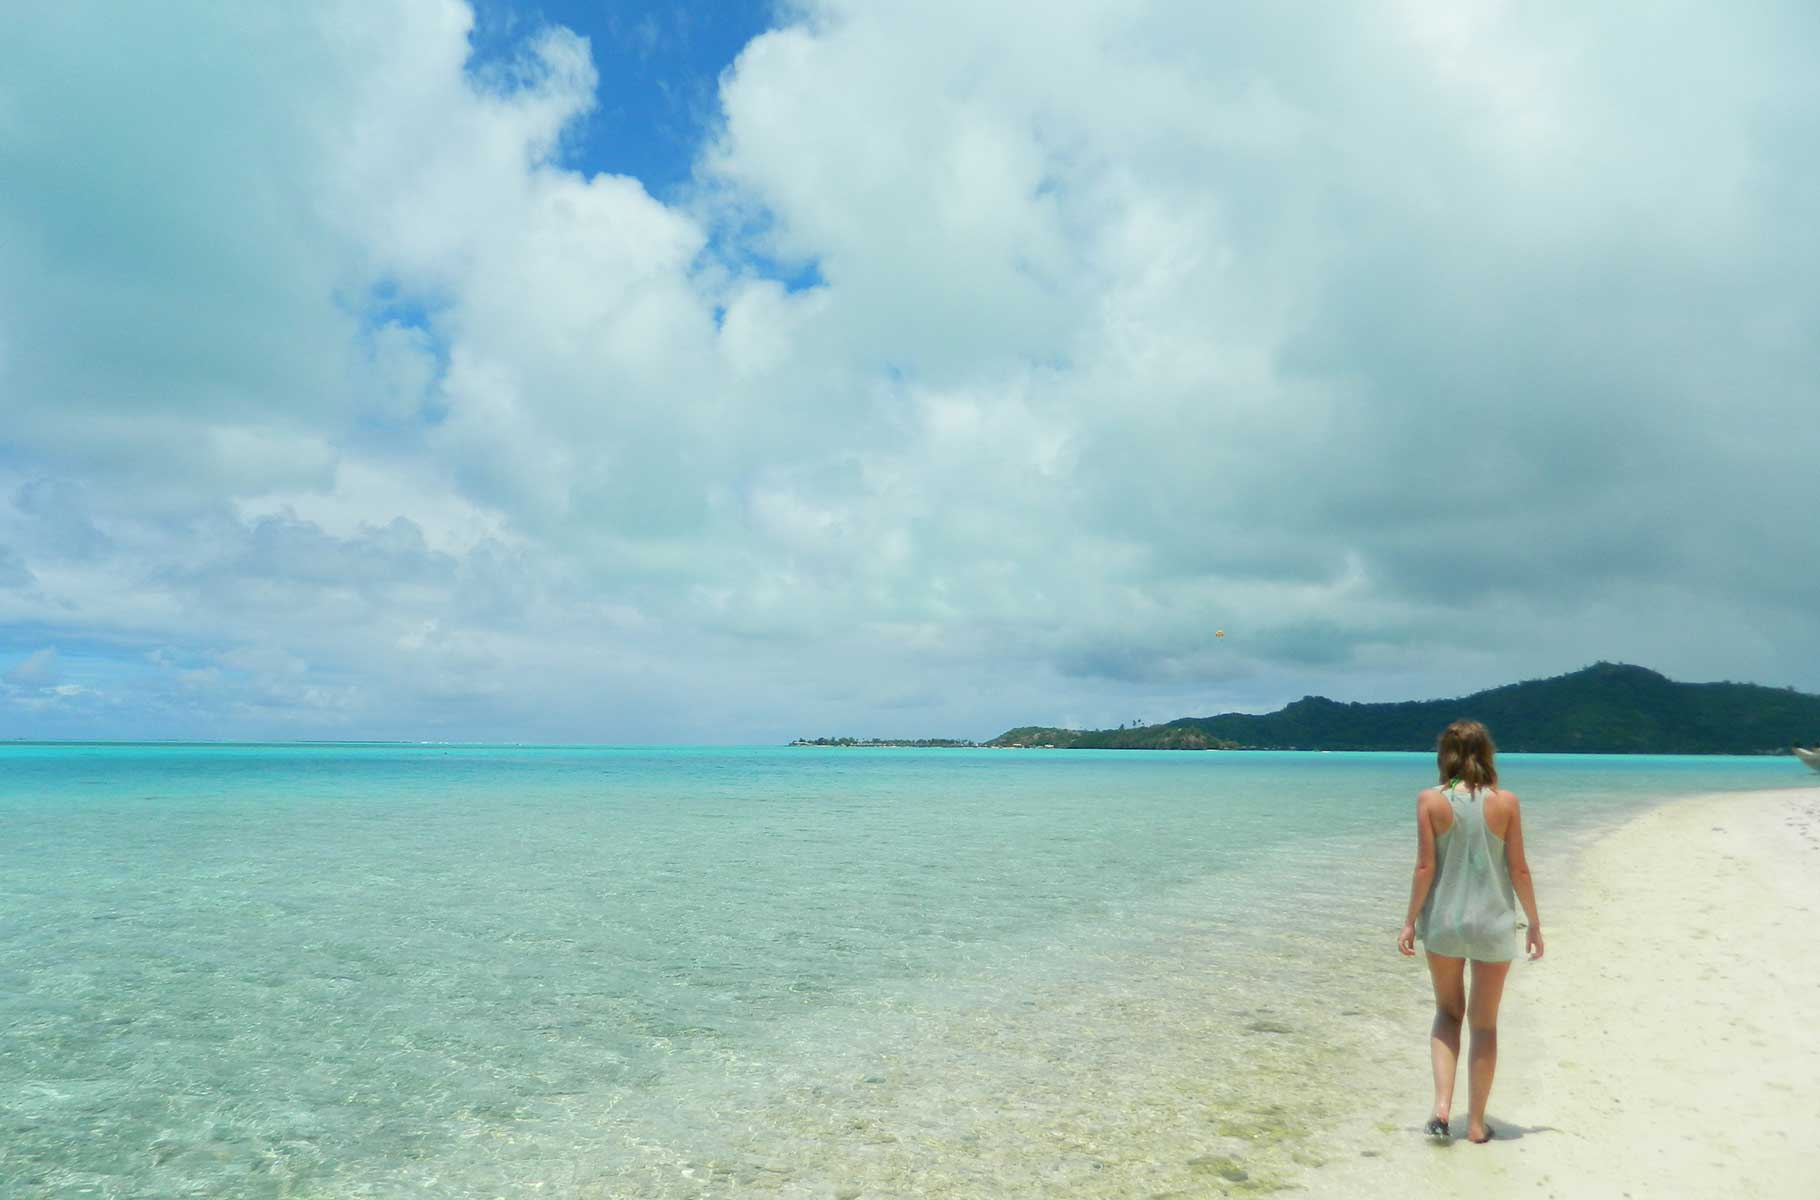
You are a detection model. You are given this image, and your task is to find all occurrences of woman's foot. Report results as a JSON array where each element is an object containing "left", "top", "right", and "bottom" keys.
[
  {"left": 1466, "top": 1122, "right": 1494, "bottom": 1144},
  {"left": 1423, "top": 1114, "right": 1450, "bottom": 1138}
]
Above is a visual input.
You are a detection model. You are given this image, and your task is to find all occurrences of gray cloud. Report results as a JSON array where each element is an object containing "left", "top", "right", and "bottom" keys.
[{"left": 13, "top": 479, "right": 113, "bottom": 561}]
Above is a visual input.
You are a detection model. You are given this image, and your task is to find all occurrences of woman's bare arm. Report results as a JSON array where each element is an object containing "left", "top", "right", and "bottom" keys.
[
  {"left": 1502, "top": 790, "right": 1544, "bottom": 959},
  {"left": 1397, "top": 791, "right": 1438, "bottom": 955}
]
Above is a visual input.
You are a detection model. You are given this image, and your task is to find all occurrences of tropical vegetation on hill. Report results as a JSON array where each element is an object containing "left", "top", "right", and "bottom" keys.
[{"left": 986, "top": 663, "right": 1820, "bottom": 754}]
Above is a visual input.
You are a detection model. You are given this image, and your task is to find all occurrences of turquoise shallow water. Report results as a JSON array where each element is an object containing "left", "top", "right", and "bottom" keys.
[{"left": 0, "top": 745, "right": 1802, "bottom": 1197}]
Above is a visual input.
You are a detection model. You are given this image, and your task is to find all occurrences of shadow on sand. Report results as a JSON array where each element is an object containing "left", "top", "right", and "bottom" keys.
[{"left": 1420, "top": 1117, "right": 1560, "bottom": 1147}]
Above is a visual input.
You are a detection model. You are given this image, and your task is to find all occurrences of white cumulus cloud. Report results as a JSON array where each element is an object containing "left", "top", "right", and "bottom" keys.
[{"left": 0, "top": 0, "right": 1816, "bottom": 740}]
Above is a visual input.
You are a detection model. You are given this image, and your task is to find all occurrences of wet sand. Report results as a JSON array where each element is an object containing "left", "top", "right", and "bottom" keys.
[{"left": 1294, "top": 784, "right": 1820, "bottom": 1198}]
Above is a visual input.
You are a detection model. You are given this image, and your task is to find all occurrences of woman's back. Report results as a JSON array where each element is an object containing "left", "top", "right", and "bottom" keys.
[{"left": 1416, "top": 783, "right": 1519, "bottom": 963}]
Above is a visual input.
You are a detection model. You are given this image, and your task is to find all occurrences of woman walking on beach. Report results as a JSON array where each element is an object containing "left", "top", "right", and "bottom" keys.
[{"left": 1396, "top": 720, "right": 1544, "bottom": 1143}]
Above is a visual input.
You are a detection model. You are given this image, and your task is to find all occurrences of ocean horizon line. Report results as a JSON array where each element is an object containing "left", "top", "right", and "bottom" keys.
[{"left": 0, "top": 739, "right": 1799, "bottom": 761}]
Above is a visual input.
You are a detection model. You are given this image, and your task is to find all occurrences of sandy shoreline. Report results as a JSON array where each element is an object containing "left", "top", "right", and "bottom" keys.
[{"left": 1291, "top": 784, "right": 1820, "bottom": 1198}]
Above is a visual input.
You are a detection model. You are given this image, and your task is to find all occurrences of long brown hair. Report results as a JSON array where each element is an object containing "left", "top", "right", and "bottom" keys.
[{"left": 1437, "top": 719, "right": 1498, "bottom": 789}]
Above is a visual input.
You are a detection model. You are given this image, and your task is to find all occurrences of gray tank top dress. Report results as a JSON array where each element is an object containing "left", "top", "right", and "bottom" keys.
[{"left": 1415, "top": 783, "right": 1519, "bottom": 962}]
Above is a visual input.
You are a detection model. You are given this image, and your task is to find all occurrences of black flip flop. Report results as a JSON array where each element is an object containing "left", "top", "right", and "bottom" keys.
[
  {"left": 1423, "top": 1116, "right": 1450, "bottom": 1138},
  {"left": 1467, "top": 1125, "right": 1495, "bottom": 1144}
]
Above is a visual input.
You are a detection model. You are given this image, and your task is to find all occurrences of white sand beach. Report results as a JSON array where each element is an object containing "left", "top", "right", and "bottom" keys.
[{"left": 1295, "top": 784, "right": 1820, "bottom": 1198}]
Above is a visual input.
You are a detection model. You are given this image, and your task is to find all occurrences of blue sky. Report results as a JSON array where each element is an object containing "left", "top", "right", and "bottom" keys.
[
  {"left": 469, "top": 0, "right": 776, "bottom": 197},
  {"left": 2, "top": 1, "right": 1818, "bottom": 742}
]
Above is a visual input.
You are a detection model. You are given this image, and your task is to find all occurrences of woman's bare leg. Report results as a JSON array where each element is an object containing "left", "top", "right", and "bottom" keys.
[
  {"left": 1425, "top": 952, "right": 1466, "bottom": 1127},
  {"left": 1465, "top": 959, "right": 1513, "bottom": 1142}
]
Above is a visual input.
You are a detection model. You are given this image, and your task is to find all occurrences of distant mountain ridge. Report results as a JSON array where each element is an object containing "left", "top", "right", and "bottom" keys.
[{"left": 989, "top": 663, "right": 1820, "bottom": 754}]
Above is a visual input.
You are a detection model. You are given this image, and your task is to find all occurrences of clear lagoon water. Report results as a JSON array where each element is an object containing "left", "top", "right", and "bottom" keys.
[{"left": 0, "top": 745, "right": 1802, "bottom": 1197}]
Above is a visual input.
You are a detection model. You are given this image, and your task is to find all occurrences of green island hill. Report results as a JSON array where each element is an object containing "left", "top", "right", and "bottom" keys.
[{"left": 985, "top": 663, "right": 1820, "bottom": 754}]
